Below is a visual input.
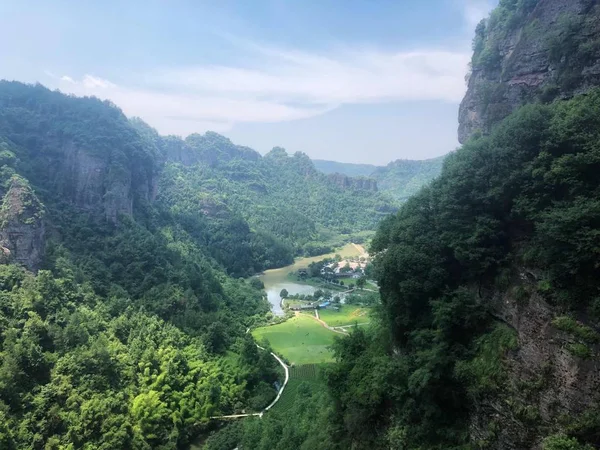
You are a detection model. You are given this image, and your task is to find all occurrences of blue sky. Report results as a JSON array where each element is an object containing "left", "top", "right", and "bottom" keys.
[{"left": 0, "top": 0, "right": 497, "bottom": 164}]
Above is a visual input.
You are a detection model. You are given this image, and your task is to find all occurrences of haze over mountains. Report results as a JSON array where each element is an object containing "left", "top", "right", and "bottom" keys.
[
  {"left": 313, "top": 156, "right": 445, "bottom": 201},
  {"left": 1, "top": 0, "right": 600, "bottom": 449}
]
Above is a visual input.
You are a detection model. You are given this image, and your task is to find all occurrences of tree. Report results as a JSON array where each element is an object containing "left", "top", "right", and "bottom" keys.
[
  {"left": 279, "top": 288, "right": 288, "bottom": 299},
  {"left": 356, "top": 276, "right": 367, "bottom": 290}
]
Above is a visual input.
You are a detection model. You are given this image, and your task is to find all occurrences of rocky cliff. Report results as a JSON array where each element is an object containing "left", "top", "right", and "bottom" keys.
[
  {"left": 471, "top": 270, "right": 600, "bottom": 449},
  {"left": 459, "top": 0, "right": 600, "bottom": 143},
  {"left": 0, "top": 176, "right": 45, "bottom": 270},
  {"left": 0, "top": 82, "right": 158, "bottom": 223},
  {"left": 459, "top": 1, "right": 600, "bottom": 447},
  {"left": 327, "top": 173, "right": 378, "bottom": 192}
]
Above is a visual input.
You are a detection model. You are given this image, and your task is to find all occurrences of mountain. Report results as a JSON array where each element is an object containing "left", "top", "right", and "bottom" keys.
[
  {"left": 0, "top": 80, "right": 399, "bottom": 448},
  {"left": 313, "top": 156, "right": 446, "bottom": 201},
  {"left": 459, "top": 0, "right": 600, "bottom": 143},
  {"left": 370, "top": 156, "right": 446, "bottom": 201},
  {"left": 211, "top": 1, "right": 600, "bottom": 449},
  {"left": 312, "top": 159, "right": 377, "bottom": 177},
  {"left": 146, "top": 132, "right": 397, "bottom": 272},
  {"left": 0, "top": 82, "right": 397, "bottom": 278},
  {"left": 325, "top": 1, "right": 600, "bottom": 449}
]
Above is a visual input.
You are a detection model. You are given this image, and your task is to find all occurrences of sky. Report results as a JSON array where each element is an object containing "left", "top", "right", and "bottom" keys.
[{"left": 0, "top": 0, "right": 497, "bottom": 165}]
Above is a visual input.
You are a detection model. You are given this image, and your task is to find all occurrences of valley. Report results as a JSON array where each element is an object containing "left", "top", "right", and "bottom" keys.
[
  {"left": 2, "top": 0, "right": 600, "bottom": 449},
  {"left": 258, "top": 242, "right": 364, "bottom": 315}
]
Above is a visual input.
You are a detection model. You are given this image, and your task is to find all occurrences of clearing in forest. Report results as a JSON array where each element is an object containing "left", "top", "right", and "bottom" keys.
[
  {"left": 318, "top": 305, "right": 371, "bottom": 327},
  {"left": 252, "top": 315, "right": 337, "bottom": 364}
]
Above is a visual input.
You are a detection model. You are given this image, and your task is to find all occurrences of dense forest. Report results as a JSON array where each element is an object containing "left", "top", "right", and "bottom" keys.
[
  {"left": 0, "top": 82, "right": 294, "bottom": 448},
  {"left": 313, "top": 156, "right": 445, "bottom": 201},
  {"left": 209, "top": 78, "right": 600, "bottom": 450},
  {"left": 2, "top": 0, "right": 600, "bottom": 448}
]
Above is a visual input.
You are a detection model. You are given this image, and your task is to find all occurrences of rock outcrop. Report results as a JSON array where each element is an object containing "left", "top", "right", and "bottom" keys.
[
  {"left": 327, "top": 173, "right": 378, "bottom": 192},
  {"left": 0, "top": 81, "right": 158, "bottom": 224},
  {"left": 0, "top": 176, "right": 45, "bottom": 270},
  {"left": 469, "top": 269, "right": 600, "bottom": 448},
  {"left": 458, "top": 2, "right": 600, "bottom": 446},
  {"left": 459, "top": 0, "right": 600, "bottom": 143}
]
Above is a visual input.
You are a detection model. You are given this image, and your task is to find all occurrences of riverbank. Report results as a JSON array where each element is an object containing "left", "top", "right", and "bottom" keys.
[{"left": 258, "top": 243, "right": 363, "bottom": 316}]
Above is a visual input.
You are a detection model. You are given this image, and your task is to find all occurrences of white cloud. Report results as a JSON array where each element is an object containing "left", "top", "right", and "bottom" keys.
[
  {"left": 55, "top": 42, "right": 471, "bottom": 136},
  {"left": 81, "top": 74, "right": 116, "bottom": 89}
]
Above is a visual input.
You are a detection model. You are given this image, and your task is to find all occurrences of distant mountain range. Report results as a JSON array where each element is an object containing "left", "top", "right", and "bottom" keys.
[{"left": 313, "top": 155, "right": 446, "bottom": 201}]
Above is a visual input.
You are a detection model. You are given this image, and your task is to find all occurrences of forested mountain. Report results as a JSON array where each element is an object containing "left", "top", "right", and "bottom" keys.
[
  {"left": 0, "top": 80, "right": 393, "bottom": 448},
  {"left": 369, "top": 156, "right": 446, "bottom": 201},
  {"left": 313, "top": 156, "right": 445, "bottom": 201},
  {"left": 329, "top": 1, "right": 600, "bottom": 448},
  {"left": 312, "top": 160, "right": 377, "bottom": 177},
  {"left": 0, "top": 81, "right": 292, "bottom": 449},
  {"left": 207, "top": 1, "right": 600, "bottom": 449},
  {"left": 153, "top": 139, "right": 395, "bottom": 271}
]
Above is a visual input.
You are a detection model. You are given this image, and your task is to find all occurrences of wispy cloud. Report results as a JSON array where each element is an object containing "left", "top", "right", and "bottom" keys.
[{"left": 55, "top": 42, "right": 471, "bottom": 136}]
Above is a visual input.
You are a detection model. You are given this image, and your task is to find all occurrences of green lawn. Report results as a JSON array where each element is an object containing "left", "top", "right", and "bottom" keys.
[
  {"left": 318, "top": 305, "right": 371, "bottom": 327},
  {"left": 252, "top": 315, "right": 337, "bottom": 364}
]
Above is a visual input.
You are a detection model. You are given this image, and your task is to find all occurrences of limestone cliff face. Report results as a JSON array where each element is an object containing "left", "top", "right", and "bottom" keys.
[
  {"left": 0, "top": 176, "right": 45, "bottom": 270},
  {"left": 0, "top": 82, "right": 158, "bottom": 224},
  {"left": 471, "top": 270, "right": 600, "bottom": 449},
  {"left": 327, "top": 173, "right": 378, "bottom": 192},
  {"left": 459, "top": 3, "right": 600, "bottom": 447},
  {"left": 459, "top": 0, "right": 600, "bottom": 143}
]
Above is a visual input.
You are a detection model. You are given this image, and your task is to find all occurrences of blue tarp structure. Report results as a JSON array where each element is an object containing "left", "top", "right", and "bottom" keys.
[{"left": 318, "top": 301, "right": 331, "bottom": 308}]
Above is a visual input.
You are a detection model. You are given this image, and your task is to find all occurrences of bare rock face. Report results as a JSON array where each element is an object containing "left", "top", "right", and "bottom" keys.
[
  {"left": 0, "top": 176, "right": 45, "bottom": 270},
  {"left": 327, "top": 173, "right": 378, "bottom": 192},
  {"left": 60, "top": 142, "right": 135, "bottom": 222},
  {"left": 459, "top": 0, "right": 600, "bottom": 143},
  {"left": 0, "top": 83, "right": 159, "bottom": 224},
  {"left": 470, "top": 272, "right": 600, "bottom": 449}
]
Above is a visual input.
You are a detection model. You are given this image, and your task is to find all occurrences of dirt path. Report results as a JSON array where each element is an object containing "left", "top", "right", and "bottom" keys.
[
  {"left": 297, "top": 311, "right": 348, "bottom": 335},
  {"left": 352, "top": 243, "right": 366, "bottom": 256}
]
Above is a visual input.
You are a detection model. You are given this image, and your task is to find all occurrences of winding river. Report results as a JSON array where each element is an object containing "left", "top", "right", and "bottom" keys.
[{"left": 259, "top": 243, "right": 363, "bottom": 315}]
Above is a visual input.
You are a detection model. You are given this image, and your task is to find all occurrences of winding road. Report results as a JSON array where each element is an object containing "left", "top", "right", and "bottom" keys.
[{"left": 209, "top": 344, "right": 289, "bottom": 421}]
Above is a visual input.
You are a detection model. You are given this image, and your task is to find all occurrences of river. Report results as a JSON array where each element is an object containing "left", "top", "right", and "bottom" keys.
[{"left": 259, "top": 243, "right": 363, "bottom": 315}]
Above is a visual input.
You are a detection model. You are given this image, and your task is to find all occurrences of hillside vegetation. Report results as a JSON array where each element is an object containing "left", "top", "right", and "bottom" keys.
[
  {"left": 314, "top": 156, "right": 445, "bottom": 201},
  {"left": 0, "top": 82, "right": 290, "bottom": 448},
  {"left": 210, "top": 84, "right": 600, "bottom": 450}
]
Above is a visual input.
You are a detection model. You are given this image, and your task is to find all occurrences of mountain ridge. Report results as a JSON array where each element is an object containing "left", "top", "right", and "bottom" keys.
[{"left": 313, "top": 155, "right": 446, "bottom": 201}]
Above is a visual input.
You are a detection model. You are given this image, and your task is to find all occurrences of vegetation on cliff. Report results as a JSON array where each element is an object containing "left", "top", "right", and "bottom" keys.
[
  {"left": 328, "top": 87, "right": 600, "bottom": 449},
  {"left": 313, "top": 156, "right": 445, "bottom": 201},
  {"left": 210, "top": 88, "right": 600, "bottom": 450}
]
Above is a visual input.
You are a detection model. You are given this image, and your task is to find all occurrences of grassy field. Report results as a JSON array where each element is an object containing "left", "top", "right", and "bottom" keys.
[
  {"left": 259, "top": 243, "right": 362, "bottom": 288},
  {"left": 318, "top": 305, "right": 371, "bottom": 327},
  {"left": 252, "top": 315, "right": 337, "bottom": 364},
  {"left": 270, "top": 364, "right": 324, "bottom": 414}
]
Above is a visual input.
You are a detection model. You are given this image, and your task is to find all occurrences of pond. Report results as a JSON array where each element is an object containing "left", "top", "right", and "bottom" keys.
[{"left": 259, "top": 243, "right": 363, "bottom": 316}]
